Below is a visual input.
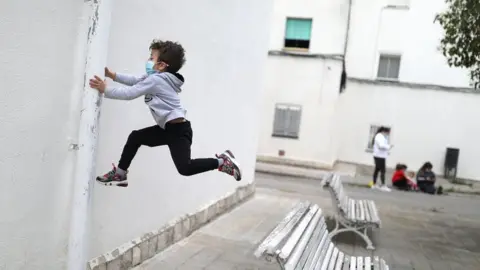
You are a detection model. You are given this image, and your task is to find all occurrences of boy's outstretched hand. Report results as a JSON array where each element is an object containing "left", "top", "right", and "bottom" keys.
[
  {"left": 89, "top": 75, "right": 106, "bottom": 93},
  {"left": 105, "top": 67, "right": 116, "bottom": 80}
]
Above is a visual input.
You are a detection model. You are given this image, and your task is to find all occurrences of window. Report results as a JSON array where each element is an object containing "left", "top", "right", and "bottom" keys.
[
  {"left": 284, "top": 18, "right": 312, "bottom": 50},
  {"left": 387, "top": 0, "right": 410, "bottom": 8},
  {"left": 272, "top": 104, "right": 302, "bottom": 139},
  {"left": 377, "top": 54, "right": 401, "bottom": 80},
  {"left": 366, "top": 125, "right": 391, "bottom": 151}
]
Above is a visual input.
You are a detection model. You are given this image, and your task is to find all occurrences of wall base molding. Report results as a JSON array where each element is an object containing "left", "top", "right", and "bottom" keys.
[{"left": 87, "top": 183, "right": 256, "bottom": 270}]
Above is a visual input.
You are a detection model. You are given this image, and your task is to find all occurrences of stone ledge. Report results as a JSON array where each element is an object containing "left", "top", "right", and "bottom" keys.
[
  {"left": 348, "top": 77, "right": 475, "bottom": 94},
  {"left": 268, "top": 50, "right": 344, "bottom": 61},
  {"left": 256, "top": 155, "right": 334, "bottom": 170},
  {"left": 87, "top": 182, "right": 256, "bottom": 270}
]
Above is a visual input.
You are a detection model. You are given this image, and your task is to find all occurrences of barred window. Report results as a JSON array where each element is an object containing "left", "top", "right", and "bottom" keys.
[
  {"left": 367, "top": 125, "right": 392, "bottom": 151},
  {"left": 377, "top": 54, "right": 401, "bottom": 80},
  {"left": 272, "top": 104, "right": 302, "bottom": 139}
]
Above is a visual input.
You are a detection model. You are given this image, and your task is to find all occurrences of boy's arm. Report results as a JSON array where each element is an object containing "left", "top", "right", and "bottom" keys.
[
  {"left": 105, "top": 76, "right": 155, "bottom": 100},
  {"left": 114, "top": 73, "right": 148, "bottom": 86},
  {"left": 416, "top": 171, "right": 426, "bottom": 181}
]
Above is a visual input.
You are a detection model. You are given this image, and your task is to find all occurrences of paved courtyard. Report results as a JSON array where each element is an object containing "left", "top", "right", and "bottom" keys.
[{"left": 134, "top": 173, "right": 480, "bottom": 270}]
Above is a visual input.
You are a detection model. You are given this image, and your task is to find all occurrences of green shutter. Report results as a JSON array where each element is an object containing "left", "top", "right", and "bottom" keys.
[{"left": 285, "top": 18, "right": 312, "bottom": 41}]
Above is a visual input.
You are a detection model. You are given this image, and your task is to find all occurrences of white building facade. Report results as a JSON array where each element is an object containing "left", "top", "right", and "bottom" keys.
[
  {"left": 258, "top": 0, "right": 479, "bottom": 180},
  {"left": 0, "top": 0, "right": 272, "bottom": 269}
]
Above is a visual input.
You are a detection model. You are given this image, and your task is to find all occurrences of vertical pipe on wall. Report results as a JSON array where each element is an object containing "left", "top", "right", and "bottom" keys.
[
  {"left": 67, "top": 0, "right": 113, "bottom": 269},
  {"left": 340, "top": 0, "right": 353, "bottom": 93},
  {"left": 342, "top": 0, "right": 353, "bottom": 58}
]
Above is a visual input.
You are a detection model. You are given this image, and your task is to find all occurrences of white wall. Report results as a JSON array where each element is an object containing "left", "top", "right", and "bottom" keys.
[
  {"left": 346, "top": 0, "right": 470, "bottom": 87},
  {"left": 258, "top": 0, "right": 477, "bottom": 179},
  {"left": 90, "top": 0, "right": 273, "bottom": 258},
  {"left": 0, "top": 0, "right": 84, "bottom": 269},
  {"left": 337, "top": 80, "right": 480, "bottom": 180},
  {"left": 257, "top": 56, "right": 343, "bottom": 166},
  {"left": 268, "top": 0, "right": 349, "bottom": 54},
  {"left": 259, "top": 0, "right": 348, "bottom": 165},
  {"left": 0, "top": 0, "right": 272, "bottom": 267}
]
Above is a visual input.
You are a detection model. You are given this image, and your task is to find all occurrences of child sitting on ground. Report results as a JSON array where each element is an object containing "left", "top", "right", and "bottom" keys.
[
  {"left": 417, "top": 162, "right": 443, "bottom": 195},
  {"left": 392, "top": 164, "right": 417, "bottom": 191}
]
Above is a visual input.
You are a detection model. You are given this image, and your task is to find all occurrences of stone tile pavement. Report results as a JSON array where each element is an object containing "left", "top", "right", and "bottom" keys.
[{"left": 134, "top": 173, "right": 480, "bottom": 270}]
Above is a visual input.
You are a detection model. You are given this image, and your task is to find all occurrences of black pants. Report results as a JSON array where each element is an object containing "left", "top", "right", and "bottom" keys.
[
  {"left": 393, "top": 177, "right": 411, "bottom": 191},
  {"left": 418, "top": 181, "right": 442, "bottom": 195},
  {"left": 118, "top": 121, "right": 219, "bottom": 176},
  {"left": 373, "top": 157, "right": 386, "bottom": 185}
]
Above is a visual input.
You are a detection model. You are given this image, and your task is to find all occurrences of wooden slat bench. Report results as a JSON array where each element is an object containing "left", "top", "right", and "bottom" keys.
[
  {"left": 322, "top": 173, "right": 381, "bottom": 250},
  {"left": 254, "top": 201, "right": 390, "bottom": 270}
]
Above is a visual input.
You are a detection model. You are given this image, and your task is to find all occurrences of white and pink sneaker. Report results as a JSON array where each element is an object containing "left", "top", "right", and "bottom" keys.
[
  {"left": 216, "top": 150, "right": 242, "bottom": 181},
  {"left": 96, "top": 164, "right": 128, "bottom": 187}
]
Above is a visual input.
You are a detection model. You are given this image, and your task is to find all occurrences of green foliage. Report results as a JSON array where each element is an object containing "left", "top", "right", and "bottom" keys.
[{"left": 435, "top": 0, "right": 480, "bottom": 88}]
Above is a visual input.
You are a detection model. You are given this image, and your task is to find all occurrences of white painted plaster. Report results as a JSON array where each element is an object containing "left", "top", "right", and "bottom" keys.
[
  {"left": 67, "top": 0, "right": 114, "bottom": 269},
  {"left": 337, "top": 81, "right": 480, "bottom": 181},
  {"left": 257, "top": 56, "right": 343, "bottom": 166},
  {"left": 346, "top": 0, "right": 471, "bottom": 86},
  {"left": 268, "top": 0, "right": 349, "bottom": 55},
  {"left": 259, "top": 0, "right": 478, "bottom": 180},
  {"left": 0, "top": 0, "right": 273, "bottom": 268},
  {"left": 89, "top": 0, "right": 273, "bottom": 258},
  {"left": 0, "top": 0, "right": 84, "bottom": 269}
]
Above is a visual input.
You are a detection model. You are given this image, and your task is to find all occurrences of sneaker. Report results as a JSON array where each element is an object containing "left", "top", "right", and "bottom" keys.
[
  {"left": 380, "top": 185, "right": 392, "bottom": 192},
  {"left": 96, "top": 164, "right": 128, "bottom": 187},
  {"left": 216, "top": 150, "right": 242, "bottom": 181}
]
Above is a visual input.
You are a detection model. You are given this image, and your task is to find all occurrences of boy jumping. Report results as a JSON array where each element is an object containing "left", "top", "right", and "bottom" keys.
[{"left": 89, "top": 40, "right": 241, "bottom": 187}]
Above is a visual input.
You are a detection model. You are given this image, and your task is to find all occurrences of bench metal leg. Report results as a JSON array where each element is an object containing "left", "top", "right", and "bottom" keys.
[{"left": 329, "top": 217, "right": 375, "bottom": 250}]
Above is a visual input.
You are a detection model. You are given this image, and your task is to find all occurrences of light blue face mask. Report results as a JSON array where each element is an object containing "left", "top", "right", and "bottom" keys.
[{"left": 145, "top": 60, "right": 156, "bottom": 75}]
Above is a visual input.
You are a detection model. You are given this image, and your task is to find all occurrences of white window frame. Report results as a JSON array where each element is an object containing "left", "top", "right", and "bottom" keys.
[
  {"left": 376, "top": 54, "right": 401, "bottom": 80},
  {"left": 272, "top": 104, "right": 302, "bottom": 139},
  {"left": 366, "top": 124, "right": 392, "bottom": 152},
  {"left": 386, "top": 0, "right": 410, "bottom": 8}
]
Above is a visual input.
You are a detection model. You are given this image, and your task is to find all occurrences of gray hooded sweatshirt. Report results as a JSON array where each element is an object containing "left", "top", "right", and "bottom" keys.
[{"left": 105, "top": 72, "right": 186, "bottom": 129}]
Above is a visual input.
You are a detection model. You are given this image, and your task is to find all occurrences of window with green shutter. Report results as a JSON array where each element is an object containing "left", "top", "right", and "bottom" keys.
[{"left": 284, "top": 18, "right": 312, "bottom": 49}]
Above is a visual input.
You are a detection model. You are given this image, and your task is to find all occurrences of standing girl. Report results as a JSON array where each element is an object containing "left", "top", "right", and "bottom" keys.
[{"left": 372, "top": 127, "right": 392, "bottom": 192}]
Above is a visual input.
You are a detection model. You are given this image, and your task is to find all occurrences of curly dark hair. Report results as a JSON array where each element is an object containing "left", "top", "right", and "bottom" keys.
[
  {"left": 149, "top": 39, "right": 186, "bottom": 73},
  {"left": 420, "top": 162, "right": 433, "bottom": 171}
]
